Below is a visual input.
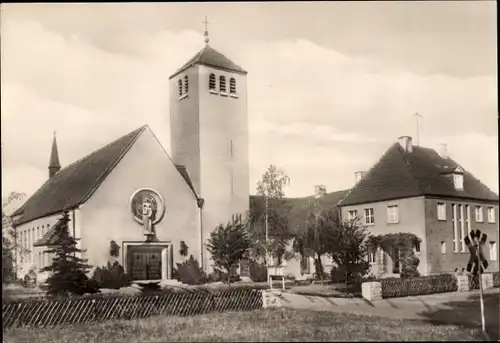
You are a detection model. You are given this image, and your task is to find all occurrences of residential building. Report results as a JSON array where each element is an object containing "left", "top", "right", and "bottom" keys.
[{"left": 339, "top": 136, "right": 499, "bottom": 277}]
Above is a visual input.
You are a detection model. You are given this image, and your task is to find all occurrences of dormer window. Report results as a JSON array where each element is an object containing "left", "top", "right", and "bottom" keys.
[
  {"left": 219, "top": 76, "right": 226, "bottom": 93},
  {"left": 209, "top": 73, "right": 216, "bottom": 91},
  {"left": 453, "top": 173, "right": 463, "bottom": 190},
  {"left": 230, "top": 77, "right": 236, "bottom": 94},
  {"left": 184, "top": 75, "right": 189, "bottom": 94},
  {"left": 178, "top": 79, "right": 183, "bottom": 97}
]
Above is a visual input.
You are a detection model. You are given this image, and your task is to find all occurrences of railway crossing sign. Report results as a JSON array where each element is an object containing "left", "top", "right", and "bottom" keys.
[{"left": 464, "top": 229, "right": 488, "bottom": 275}]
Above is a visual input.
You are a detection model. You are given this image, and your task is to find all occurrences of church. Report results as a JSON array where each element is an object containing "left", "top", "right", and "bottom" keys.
[{"left": 12, "top": 36, "right": 250, "bottom": 283}]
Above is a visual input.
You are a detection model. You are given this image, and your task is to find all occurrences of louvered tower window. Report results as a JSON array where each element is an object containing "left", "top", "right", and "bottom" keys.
[
  {"left": 184, "top": 75, "right": 189, "bottom": 94},
  {"left": 209, "top": 73, "right": 216, "bottom": 90},
  {"left": 178, "top": 79, "right": 183, "bottom": 97},
  {"left": 230, "top": 77, "right": 236, "bottom": 94},
  {"left": 219, "top": 76, "right": 226, "bottom": 93}
]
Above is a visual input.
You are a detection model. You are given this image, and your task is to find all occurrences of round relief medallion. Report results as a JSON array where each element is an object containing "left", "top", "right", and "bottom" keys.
[{"left": 129, "top": 188, "right": 166, "bottom": 225}]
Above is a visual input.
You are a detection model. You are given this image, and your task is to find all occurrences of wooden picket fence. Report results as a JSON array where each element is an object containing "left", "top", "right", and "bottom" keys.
[{"left": 2, "top": 288, "right": 263, "bottom": 328}]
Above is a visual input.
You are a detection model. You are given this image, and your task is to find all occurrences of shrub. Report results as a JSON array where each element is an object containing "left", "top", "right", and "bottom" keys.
[
  {"left": 493, "top": 271, "right": 500, "bottom": 288},
  {"left": 174, "top": 255, "right": 206, "bottom": 285},
  {"left": 249, "top": 259, "right": 267, "bottom": 282},
  {"left": 92, "top": 261, "right": 132, "bottom": 289},
  {"left": 380, "top": 273, "right": 457, "bottom": 298},
  {"left": 207, "top": 269, "right": 240, "bottom": 283},
  {"left": 400, "top": 255, "right": 420, "bottom": 279}
]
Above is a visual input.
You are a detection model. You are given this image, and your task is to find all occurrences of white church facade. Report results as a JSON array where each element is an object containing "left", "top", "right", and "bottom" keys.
[{"left": 12, "top": 41, "right": 250, "bottom": 283}]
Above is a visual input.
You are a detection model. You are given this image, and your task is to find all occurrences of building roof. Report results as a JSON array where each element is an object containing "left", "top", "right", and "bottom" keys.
[
  {"left": 12, "top": 126, "right": 197, "bottom": 226},
  {"left": 339, "top": 143, "right": 499, "bottom": 207},
  {"left": 49, "top": 134, "right": 61, "bottom": 170},
  {"left": 169, "top": 44, "right": 247, "bottom": 79},
  {"left": 249, "top": 189, "right": 350, "bottom": 235}
]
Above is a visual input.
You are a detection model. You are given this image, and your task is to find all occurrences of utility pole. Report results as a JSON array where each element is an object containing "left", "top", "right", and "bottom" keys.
[{"left": 413, "top": 113, "right": 423, "bottom": 146}]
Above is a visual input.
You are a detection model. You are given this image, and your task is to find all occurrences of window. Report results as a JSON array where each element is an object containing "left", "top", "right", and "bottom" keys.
[
  {"left": 230, "top": 77, "right": 236, "bottom": 94},
  {"left": 437, "top": 202, "right": 446, "bottom": 221},
  {"left": 209, "top": 73, "right": 216, "bottom": 91},
  {"left": 489, "top": 241, "right": 497, "bottom": 261},
  {"left": 38, "top": 251, "right": 42, "bottom": 268},
  {"left": 475, "top": 206, "right": 483, "bottom": 222},
  {"left": 459, "top": 204, "right": 466, "bottom": 252},
  {"left": 219, "top": 76, "right": 226, "bottom": 93},
  {"left": 414, "top": 241, "right": 421, "bottom": 254},
  {"left": 488, "top": 207, "right": 495, "bottom": 223},
  {"left": 453, "top": 173, "right": 463, "bottom": 189},
  {"left": 452, "top": 204, "right": 458, "bottom": 252},
  {"left": 364, "top": 208, "right": 374, "bottom": 225},
  {"left": 386, "top": 205, "right": 399, "bottom": 223},
  {"left": 184, "top": 75, "right": 189, "bottom": 94},
  {"left": 440, "top": 241, "right": 446, "bottom": 254},
  {"left": 347, "top": 210, "right": 358, "bottom": 221},
  {"left": 368, "top": 251, "right": 376, "bottom": 263},
  {"left": 37, "top": 227, "right": 39, "bottom": 239},
  {"left": 465, "top": 205, "right": 471, "bottom": 234}
]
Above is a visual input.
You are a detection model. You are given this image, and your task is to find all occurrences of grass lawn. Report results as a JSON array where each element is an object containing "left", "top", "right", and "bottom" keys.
[{"left": 4, "top": 308, "right": 485, "bottom": 342}]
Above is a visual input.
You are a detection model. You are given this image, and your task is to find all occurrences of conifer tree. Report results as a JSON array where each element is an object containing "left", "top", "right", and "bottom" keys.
[{"left": 41, "top": 211, "right": 92, "bottom": 296}]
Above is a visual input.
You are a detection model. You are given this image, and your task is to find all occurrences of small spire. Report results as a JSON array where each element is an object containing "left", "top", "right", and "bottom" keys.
[
  {"left": 49, "top": 131, "right": 61, "bottom": 178},
  {"left": 203, "top": 15, "right": 210, "bottom": 44}
]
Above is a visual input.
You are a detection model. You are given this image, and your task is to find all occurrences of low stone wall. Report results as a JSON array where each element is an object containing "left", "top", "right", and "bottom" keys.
[
  {"left": 262, "top": 289, "right": 284, "bottom": 308},
  {"left": 361, "top": 282, "right": 382, "bottom": 301}
]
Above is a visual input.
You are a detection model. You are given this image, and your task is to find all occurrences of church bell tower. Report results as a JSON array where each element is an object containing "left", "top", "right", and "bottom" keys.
[{"left": 168, "top": 22, "right": 250, "bottom": 271}]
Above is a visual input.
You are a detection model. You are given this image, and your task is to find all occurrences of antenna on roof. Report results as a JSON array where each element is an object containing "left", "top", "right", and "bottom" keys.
[
  {"left": 413, "top": 113, "right": 423, "bottom": 146},
  {"left": 203, "top": 15, "right": 210, "bottom": 44}
]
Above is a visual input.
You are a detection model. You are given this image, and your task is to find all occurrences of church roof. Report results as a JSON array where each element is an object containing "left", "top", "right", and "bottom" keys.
[
  {"left": 339, "top": 143, "right": 499, "bottom": 207},
  {"left": 49, "top": 134, "right": 61, "bottom": 170},
  {"left": 169, "top": 44, "right": 247, "bottom": 79},
  {"left": 12, "top": 126, "right": 198, "bottom": 227}
]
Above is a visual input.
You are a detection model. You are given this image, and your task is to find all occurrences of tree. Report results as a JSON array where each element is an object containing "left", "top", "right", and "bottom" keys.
[
  {"left": 41, "top": 211, "right": 92, "bottom": 296},
  {"left": 250, "top": 165, "right": 293, "bottom": 265},
  {"left": 205, "top": 215, "right": 251, "bottom": 285},
  {"left": 293, "top": 201, "right": 338, "bottom": 285},
  {"left": 2, "top": 191, "right": 26, "bottom": 284},
  {"left": 329, "top": 217, "right": 370, "bottom": 292}
]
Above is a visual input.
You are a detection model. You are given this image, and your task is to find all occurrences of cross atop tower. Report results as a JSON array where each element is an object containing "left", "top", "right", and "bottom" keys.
[{"left": 203, "top": 15, "right": 210, "bottom": 44}]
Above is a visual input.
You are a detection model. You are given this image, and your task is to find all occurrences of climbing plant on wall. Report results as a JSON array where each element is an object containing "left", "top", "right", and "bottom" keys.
[{"left": 367, "top": 232, "right": 421, "bottom": 279}]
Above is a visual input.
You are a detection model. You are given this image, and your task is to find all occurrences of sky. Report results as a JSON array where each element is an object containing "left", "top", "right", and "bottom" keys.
[{"left": 1, "top": 2, "right": 498, "bottom": 203}]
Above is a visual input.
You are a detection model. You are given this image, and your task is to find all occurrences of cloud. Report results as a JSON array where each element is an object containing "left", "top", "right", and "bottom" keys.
[{"left": 1, "top": 15, "right": 497, "bottom": 200}]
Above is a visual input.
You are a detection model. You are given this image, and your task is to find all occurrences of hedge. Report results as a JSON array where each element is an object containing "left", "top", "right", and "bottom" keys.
[{"left": 379, "top": 274, "right": 457, "bottom": 299}]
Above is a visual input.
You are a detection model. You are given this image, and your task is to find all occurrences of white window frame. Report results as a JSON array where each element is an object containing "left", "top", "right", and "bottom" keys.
[
  {"left": 453, "top": 173, "right": 463, "bottom": 190},
  {"left": 386, "top": 205, "right": 399, "bottom": 224},
  {"left": 459, "top": 204, "right": 466, "bottom": 253},
  {"left": 452, "top": 204, "right": 459, "bottom": 253},
  {"left": 440, "top": 241, "right": 447, "bottom": 254},
  {"left": 347, "top": 210, "right": 358, "bottom": 221},
  {"left": 489, "top": 241, "right": 497, "bottom": 261},
  {"left": 364, "top": 208, "right": 375, "bottom": 225},
  {"left": 487, "top": 207, "right": 496, "bottom": 223},
  {"left": 437, "top": 202, "right": 446, "bottom": 221},
  {"left": 368, "top": 251, "right": 376, "bottom": 264},
  {"left": 475, "top": 206, "right": 484, "bottom": 222}
]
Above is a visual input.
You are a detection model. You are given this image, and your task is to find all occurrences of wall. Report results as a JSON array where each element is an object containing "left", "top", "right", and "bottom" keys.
[
  {"left": 13, "top": 212, "right": 74, "bottom": 283},
  {"left": 81, "top": 128, "right": 200, "bottom": 273},
  {"left": 198, "top": 65, "right": 250, "bottom": 272},
  {"left": 425, "top": 198, "right": 499, "bottom": 274},
  {"left": 341, "top": 196, "right": 427, "bottom": 275},
  {"left": 169, "top": 66, "right": 201, "bottom": 194}
]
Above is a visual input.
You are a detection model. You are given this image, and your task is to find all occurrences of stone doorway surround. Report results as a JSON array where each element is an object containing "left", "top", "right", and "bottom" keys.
[{"left": 122, "top": 241, "right": 173, "bottom": 281}]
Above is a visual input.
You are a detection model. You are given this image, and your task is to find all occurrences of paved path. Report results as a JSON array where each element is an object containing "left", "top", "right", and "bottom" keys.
[{"left": 280, "top": 288, "right": 499, "bottom": 321}]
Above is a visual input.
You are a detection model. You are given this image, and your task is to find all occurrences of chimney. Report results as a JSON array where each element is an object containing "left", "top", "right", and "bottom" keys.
[
  {"left": 354, "top": 171, "right": 367, "bottom": 184},
  {"left": 48, "top": 131, "right": 61, "bottom": 178},
  {"left": 438, "top": 143, "right": 448, "bottom": 159},
  {"left": 398, "top": 136, "right": 413, "bottom": 153},
  {"left": 314, "top": 185, "right": 327, "bottom": 198}
]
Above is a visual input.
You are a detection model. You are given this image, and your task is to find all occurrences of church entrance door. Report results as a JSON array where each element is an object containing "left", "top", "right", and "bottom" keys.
[{"left": 127, "top": 245, "right": 165, "bottom": 281}]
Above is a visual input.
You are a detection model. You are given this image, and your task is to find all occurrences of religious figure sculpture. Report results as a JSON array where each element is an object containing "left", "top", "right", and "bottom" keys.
[{"left": 142, "top": 199, "right": 154, "bottom": 236}]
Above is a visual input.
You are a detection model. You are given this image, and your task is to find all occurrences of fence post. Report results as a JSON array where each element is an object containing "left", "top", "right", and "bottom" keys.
[
  {"left": 361, "top": 281, "right": 382, "bottom": 301},
  {"left": 456, "top": 275, "right": 470, "bottom": 292}
]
